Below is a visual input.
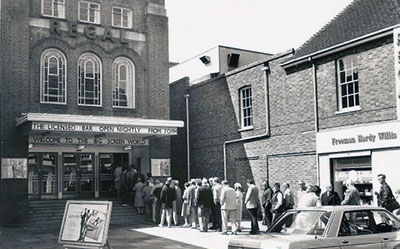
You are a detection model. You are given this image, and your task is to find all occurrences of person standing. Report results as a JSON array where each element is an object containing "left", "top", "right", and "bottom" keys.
[
  {"left": 234, "top": 183, "right": 243, "bottom": 232},
  {"left": 297, "top": 180, "right": 307, "bottom": 207},
  {"left": 245, "top": 179, "right": 260, "bottom": 235},
  {"left": 187, "top": 179, "right": 198, "bottom": 229},
  {"left": 143, "top": 180, "right": 153, "bottom": 220},
  {"left": 320, "top": 184, "right": 341, "bottom": 206},
  {"left": 181, "top": 182, "right": 191, "bottom": 227},
  {"left": 133, "top": 178, "right": 145, "bottom": 214},
  {"left": 113, "top": 164, "right": 123, "bottom": 200},
  {"left": 271, "top": 183, "right": 284, "bottom": 223},
  {"left": 341, "top": 180, "right": 361, "bottom": 205},
  {"left": 261, "top": 180, "right": 273, "bottom": 227},
  {"left": 159, "top": 179, "right": 177, "bottom": 228},
  {"left": 153, "top": 180, "right": 163, "bottom": 223},
  {"left": 197, "top": 179, "right": 213, "bottom": 232},
  {"left": 282, "top": 183, "right": 294, "bottom": 211},
  {"left": 212, "top": 177, "right": 222, "bottom": 231},
  {"left": 220, "top": 180, "right": 237, "bottom": 235},
  {"left": 375, "top": 174, "right": 400, "bottom": 212},
  {"left": 298, "top": 185, "right": 321, "bottom": 208},
  {"left": 208, "top": 177, "right": 216, "bottom": 229},
  {"left": 172, "top": 180, "right": 182, "bottom": 226}
]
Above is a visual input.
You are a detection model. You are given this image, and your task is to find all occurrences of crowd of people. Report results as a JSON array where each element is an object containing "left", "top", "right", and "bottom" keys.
[{"left": 115, "top": 166, "right": 400, "bottom": 235}]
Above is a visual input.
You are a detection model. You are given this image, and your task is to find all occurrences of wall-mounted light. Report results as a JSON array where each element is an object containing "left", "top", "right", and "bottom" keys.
[{"left": 199, "top": 55, "right": 211, "bottom": 65}]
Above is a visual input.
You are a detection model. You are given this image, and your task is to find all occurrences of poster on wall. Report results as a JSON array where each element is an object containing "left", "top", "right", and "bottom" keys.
[
  {"left": 151, "top": 159, "right": 171, "bottom": 176},
  {"left": 58, "top": 200, "right": 112, "bottom": 248},
  {"left": 1, "top": 158, "right": 27, "bottom": 179}
]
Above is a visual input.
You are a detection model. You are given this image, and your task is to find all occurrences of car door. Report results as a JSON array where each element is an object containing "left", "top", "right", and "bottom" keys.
[
  {"left": 338, "top": 210, "right": 383, "bottom": 249},
  {"left": 371, "top": 210, "right": 400, "bottom": 249}
]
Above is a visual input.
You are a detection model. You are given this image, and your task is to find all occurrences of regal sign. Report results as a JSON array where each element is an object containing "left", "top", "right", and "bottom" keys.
[{"left": 49, "top": 19, "right": 128, "bottom": 44}]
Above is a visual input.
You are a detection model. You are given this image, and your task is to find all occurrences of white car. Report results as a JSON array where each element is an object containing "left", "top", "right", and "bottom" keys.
[{"left": 228, "top": 206, "right": 400, "bottom": 249}]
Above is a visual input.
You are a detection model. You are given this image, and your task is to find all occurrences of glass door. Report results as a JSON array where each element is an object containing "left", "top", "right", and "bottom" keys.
[
  {"left": 28, "top": 153, "right": 57, "bottom": 199},
  {"left": 63, "top": 153, "right": 94, "bottom": 197}
]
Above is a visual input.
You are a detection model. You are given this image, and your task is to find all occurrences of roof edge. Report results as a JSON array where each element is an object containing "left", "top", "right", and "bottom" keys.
[{"left": 282, "top": 23, "right": 400, "bottom": 69}]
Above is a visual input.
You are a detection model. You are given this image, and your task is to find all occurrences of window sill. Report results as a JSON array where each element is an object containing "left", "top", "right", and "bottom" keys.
[
  {"left": 78, "top": 20, "right": 101, "bottom": 26},
  {"left": 78, "top": 104, "right": 103, "bottom": 108},
  {"left": 41, "top": 14, "right": 66, "bottom": 20},
  {"left": 113, "top": 106, "right": 136, "bottom": 110},
  {"left": 335, "top": 106, "right": 361, "bottom": 115},
  {"left": 238, "top": 126, "right": 253, "bottom": 132},
  {"left": 40, "top": 102, "right": 67, "bottom": 106}
]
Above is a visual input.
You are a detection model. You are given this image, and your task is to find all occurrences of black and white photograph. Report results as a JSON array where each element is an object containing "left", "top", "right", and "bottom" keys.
[{"left": 2, "top": 0, "right": 400, "bottom": 248}]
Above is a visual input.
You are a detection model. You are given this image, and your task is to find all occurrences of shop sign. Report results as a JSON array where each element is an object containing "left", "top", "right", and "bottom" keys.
[
  {"left": 31, "top": 122, "right": 178, "bottom": 135},
  {"left": 317, "top": 122, "right": 400, "bottom": 153},
  {"left": 1, "top": 158, "right": 27, "bottom": 179},
  {"left": 29, "top": 136, "right": 149, "bottom": 146},
  {"left": 58, "top": 200, "right": 112, "bottom": 248},
  {"left": 393, "top": 27, "right": 400, "bottom": 120}
]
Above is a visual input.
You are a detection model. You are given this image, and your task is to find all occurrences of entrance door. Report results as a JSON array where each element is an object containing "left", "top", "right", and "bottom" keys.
[
  {"left": 63, "top": 153, "right": 94, "bottom": 198},
  {"left": 28, "top": 153, "right": 58, "bottom": 199},
  {"left": 99, "top": 153, "right": 129, "bottom": 197}
]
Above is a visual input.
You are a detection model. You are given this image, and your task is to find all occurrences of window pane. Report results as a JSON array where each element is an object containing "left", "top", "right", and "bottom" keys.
[
  {"left": 340, "top": 72, "right": 345, "bottom": 83},
  {"left": 342, "top": 97, "right": 348, "bottom": 108},
  {"left": 349, "top": 96, "right": 354, "bottom": 107},
  {"left": 43, "top": 0, "right": 53, "bottom": 15},
  {"left": 348, "top": 83, "right": 354, "bottom": 94},
  {"left": 120, "top": 65, "right": 127, "bottom": 81},
  {"left": 48, "top": 57, "right": 58, "bottom": 75},
  {"left": 355, "top": 94, "right": 359, "bottom": 106},
  {"left": 354, "top": 81, "right": 359, "bottom": 93},
  {"left": 338, "top": 60, "right": 344, "bottom": 71}
]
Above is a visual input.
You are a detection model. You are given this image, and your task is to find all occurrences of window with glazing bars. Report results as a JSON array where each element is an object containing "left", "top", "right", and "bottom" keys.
[
  {"left": 112, "top": 7, "right": 132, "bottom": 28},
  {"left": 112, "top": 57, "right": 135, "bottom": 108},
  {"left": 240, "top": 86, "right": 253, "bottom": 128},
  {"left": 41, "top": 49, "right": 66, "bottom": 104},
  {"left": 42, "top": 0, "right": 65, "bottom": 18},
  {"left": 337, "top": 56, "right": 359, "bottom": 110},
  {"left": 79, "top": 1, "right": 100, "bottom": 24},
  {"left": 78, "top": 53, "right": 102, "bottom": 106}
]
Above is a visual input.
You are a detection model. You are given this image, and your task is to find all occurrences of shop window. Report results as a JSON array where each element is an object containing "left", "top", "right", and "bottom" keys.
[
  {"left": 240, "top": 86, "right": 253, "bottom": 129},
  {"left": 112, "top": 57, "right": 135, "bottom": 108},
  {"left": 112, "top": 7, "right": 132, "bottom": 29},
  {"left": 40, "top": 49, "right": 67, "bottom": 104},
  {"left": 337, "top": 55, "right": 360, "bottom": 111},
  {"left": 78, "top": 53, "right": 102, "bottom": 106},
  {"left": 79, "top": 1, "right": 100, "bottom": 24},
  {"left": 42, "top": 0, "right": 65, "bottom": 19}
]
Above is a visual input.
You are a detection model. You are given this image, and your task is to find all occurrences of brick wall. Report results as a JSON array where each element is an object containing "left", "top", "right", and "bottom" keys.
[{"left": 316, "top": 36, "right": 397, "bottom": 129}]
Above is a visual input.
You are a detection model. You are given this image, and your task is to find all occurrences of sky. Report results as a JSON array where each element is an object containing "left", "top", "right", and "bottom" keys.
[{"left": 165, "top": 0, "right": 354, "bottom": 63}]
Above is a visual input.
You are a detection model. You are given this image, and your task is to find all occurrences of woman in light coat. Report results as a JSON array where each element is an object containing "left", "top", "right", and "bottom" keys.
[{"left": 234, "top": 183, "right": 243, "bottom": 232}]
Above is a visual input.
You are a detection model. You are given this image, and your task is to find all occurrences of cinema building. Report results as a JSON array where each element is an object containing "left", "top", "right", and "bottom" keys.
[
  {"left": 171, "top": 0, "right": 400, "bottom": 206},
  {"left": 0, "top": 0, "right": 183, "bottom": 225}
]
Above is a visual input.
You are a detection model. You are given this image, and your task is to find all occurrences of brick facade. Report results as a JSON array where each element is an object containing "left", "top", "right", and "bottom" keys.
[{"left": 0, "top": 0, "right": 170, "bottom": 225}]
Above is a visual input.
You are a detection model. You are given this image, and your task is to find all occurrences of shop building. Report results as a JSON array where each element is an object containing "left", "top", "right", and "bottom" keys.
[
  {"left": 282, "top": 0, "right": 400, "bottom": 204},
  {"left": 0, "top": 0, "right": 183, "bottom": 225},
  {"left": 171, "top": 0, "right": 400, "bottom": 204}
]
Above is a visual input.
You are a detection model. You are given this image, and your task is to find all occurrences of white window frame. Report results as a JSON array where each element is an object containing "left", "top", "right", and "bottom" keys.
[
  {"left": 41, "top": 0, "right": 66, "bottom": 19},
  {"left": 112, "top": 7, "right": 132, "bottom": 29},
  {"left": 337, "top": 55, "right": 360, "bottom": 112},
  {"left": 240, "top": 86, "right": 253, "bottom": 129},
  {"left": 77, "top": 53, "right": 102, "bottom": 107},
  {"left": 112, "top": 57, "right": 135, "bottom": 109},
  {"left": 40, "top": 48, "right": 67, "bottom": 105},
  {"left": 78, "top": 1, "right": 101, "bottom": 24}
]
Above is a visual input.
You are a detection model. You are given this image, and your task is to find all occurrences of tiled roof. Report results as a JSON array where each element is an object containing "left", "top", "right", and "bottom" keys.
[{"left": 286, "top": 0, "right": 400, "bottom": 64}]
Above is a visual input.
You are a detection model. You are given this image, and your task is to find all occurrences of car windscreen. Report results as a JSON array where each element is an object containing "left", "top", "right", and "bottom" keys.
[{"left": 268, "top": 210, "right": 332, "bottom": 236}]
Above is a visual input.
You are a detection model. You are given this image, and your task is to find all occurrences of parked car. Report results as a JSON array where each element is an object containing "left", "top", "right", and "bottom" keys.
[{"left": 228, "top": 206, "right": 400, "bottom": 249}]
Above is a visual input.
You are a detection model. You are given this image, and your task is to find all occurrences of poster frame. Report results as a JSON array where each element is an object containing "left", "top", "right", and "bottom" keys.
[{"left": 58, "top": 200, "right": 113, "bottom": 248}]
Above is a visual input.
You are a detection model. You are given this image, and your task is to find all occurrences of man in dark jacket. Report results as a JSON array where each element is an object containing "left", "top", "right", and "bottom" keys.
[
  {"left": 197, "top": 179, "right": 213, "bottom": 232},
  {"left": 159, "top": 179, "right": 177, "bottom": 228},
  {"left": 261, "top": 180, "right": 273, "bottom": 227},
  {"left": 320, "top": 183, "right": 341, "bottom": 206},
  {"left": 375, "top": 174, "right": 400, "bottom": 212}
]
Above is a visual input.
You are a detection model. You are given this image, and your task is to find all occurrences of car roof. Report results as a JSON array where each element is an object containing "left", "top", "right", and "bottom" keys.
[{"left": 290, "top": 205, "right": 387, "bottom": 212}]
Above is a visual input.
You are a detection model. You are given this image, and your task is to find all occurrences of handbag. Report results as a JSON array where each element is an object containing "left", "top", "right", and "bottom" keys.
[{"left": 384, "top": 198, "right": 400, "bottom": 212}]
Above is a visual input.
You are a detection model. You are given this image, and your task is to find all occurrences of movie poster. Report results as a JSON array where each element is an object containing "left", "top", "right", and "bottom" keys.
[
  {"left": 151, "top": 159, "right": 171, "bottom": 176},
  {"left": 1, "top": 158, "right": 27, "bottom": 179},
  {"left": 59, "top": 201, "right": 112, "bottom": 247}
]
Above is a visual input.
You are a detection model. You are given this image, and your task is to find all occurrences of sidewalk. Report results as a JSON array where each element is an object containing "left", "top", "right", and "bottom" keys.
[{"left": 134, "top": 221, "right": 268, "bottom": 249}]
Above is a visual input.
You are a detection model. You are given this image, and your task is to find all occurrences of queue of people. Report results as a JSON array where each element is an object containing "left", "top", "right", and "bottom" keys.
[{"left": 116, "top": 168, "right": 400, "bottom": 235}]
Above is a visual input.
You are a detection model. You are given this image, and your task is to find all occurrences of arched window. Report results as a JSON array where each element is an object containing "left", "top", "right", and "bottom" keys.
[
  {"left": 78, "top": 53, "right": 102, "bottom": 106},
  {"left": 112, "top": 57, "right": 135, "bottom": 108},
  {"left": 41, "top": 48, "right": 67, "bottom": 104}
]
